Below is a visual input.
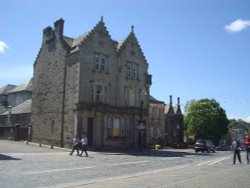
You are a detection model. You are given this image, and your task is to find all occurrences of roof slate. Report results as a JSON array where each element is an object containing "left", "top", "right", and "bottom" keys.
[
  {"left": 7, "top": 79, "right": 32, "bottom": 94},
  {"left": 0, "top": 85, "right": 17, "bottom": 95},
  {"left": 0, "top": 99, "right": 31, "bottom": 115}
]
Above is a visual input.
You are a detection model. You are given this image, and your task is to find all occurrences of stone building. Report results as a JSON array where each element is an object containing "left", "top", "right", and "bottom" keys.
[
  {"left": 31, "top": 18, "right": 152, "bottom": 148},
  {"left": 0, "top": 84, "right": 16, "bottom": 113},
  {"left": 165, "top": 95, "right": 184, "bottom": 146},
  {"left": 0, "top": 80, "right": 32, "bottom": 140},
  {"left": 148, "top": 96, "right": 165, "bottom": 141},
  {"left": 0, "top": 79, "right": 32, "bottom": 127}
]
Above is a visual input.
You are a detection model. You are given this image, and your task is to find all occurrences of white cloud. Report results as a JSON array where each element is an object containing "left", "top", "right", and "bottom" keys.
[
  {"left": 228, "top": 115, "right": 250, "bottom": 123},
  {"left": 245, "top": 116, "right": 250, "bottom": 123},
  {"left": 225, "top": 19, "right": 250, "bottom": 33},
  {"left": 0, "top": 41, "right": 9, "bottom": 53}
]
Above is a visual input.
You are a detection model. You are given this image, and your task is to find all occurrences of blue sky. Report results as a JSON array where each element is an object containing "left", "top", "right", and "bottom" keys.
[{"left": 0, "top": 0, "right": 250, "bottom": 122}]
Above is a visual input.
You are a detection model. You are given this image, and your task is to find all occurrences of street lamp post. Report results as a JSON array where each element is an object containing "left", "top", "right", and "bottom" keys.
[{"left": 137, "top": 91, "right": 147, "bottom": 151}]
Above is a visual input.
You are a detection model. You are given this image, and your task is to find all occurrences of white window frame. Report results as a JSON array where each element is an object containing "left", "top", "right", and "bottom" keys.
[{"left": 95, "top": 54, "right": 108, "bottom": 73}]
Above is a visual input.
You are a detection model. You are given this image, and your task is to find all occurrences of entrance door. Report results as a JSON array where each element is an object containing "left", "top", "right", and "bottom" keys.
[{"left": 87, "top": 117, "right": 94, "bottom": 146}]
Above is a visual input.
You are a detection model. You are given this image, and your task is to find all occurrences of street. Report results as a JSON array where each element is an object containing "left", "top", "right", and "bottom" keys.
[{"left": 0, "top": 140, "right": 249, "bottom": 188}]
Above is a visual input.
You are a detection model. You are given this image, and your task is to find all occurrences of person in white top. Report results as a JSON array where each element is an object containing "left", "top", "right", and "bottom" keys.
[
  {"left": 69, "top": 136, "right": 81, "bottom": 156},
  {"left": 80, "top": 135, "right": 88, "bottom": 157}
]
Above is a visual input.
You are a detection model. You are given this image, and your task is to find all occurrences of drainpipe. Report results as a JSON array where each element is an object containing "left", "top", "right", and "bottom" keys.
[{"left": 61, "top": 61, "right": 67, "bottom": 148}]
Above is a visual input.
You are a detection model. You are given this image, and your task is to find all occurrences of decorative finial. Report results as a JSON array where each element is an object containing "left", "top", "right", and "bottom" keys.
[
  {"left": 101, "top": 16, "right": 104, "bottom": 22},
  {"left": 131, "top": 25, "right": 134, "bottom": 33}
]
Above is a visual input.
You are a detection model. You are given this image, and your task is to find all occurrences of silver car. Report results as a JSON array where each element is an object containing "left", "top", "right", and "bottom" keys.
[{"left": 194, "top": 140, "right": 216, "bottom": 153}]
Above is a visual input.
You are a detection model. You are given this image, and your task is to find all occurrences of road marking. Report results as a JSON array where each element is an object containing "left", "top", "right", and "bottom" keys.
[
  {"left": 208, "top": 157, "right": 229, "bottom": 165},
  {"left": 27, "top": 166, "right": 95, "bottom": 174},
  {"left": 110, "top": 160, "right": 148, "bottom": 166},
  {"left": 27, "top": 160, "right": 149, "bottom": 174},
  {"left": 195, "top": 157, "right": 230, "bottom": 166}
]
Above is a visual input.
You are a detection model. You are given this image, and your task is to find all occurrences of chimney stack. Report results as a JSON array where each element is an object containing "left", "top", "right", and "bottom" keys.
[
  {"left": 43, "top": 26, "right": 53, "bottom": 43},
  {"left": 54, "top": 18, "right": 64, "bottom": 38}
]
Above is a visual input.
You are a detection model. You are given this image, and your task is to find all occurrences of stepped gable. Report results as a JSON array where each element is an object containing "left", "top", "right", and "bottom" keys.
[
  {"left": 117, "top": 25, "right": 147, "bottom": 63},
  {"left": 70, "top": 16, "right": 116, "bottom": 53}
]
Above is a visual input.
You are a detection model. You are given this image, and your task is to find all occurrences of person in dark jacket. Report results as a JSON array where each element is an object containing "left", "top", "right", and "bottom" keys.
[
  {"left": 244, "top": 136, "right": 250, "bottom": 164},
  {"left": 232, "top": 138, "right": 242, "bottom": 164},
  {"left": 79, "top": 135, "right": 88, "bottom": 157},
  {"left": 69, "top": 136, "right": 81, "bottom": 156}
]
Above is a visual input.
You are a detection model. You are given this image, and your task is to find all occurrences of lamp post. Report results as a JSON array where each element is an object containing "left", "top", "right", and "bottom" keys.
[{"left": 137, "top": 91, "right": 147, "bottom": 151}]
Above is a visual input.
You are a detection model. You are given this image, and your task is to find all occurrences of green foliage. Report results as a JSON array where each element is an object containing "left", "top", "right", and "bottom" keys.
[
  {"left": 184, "top": 99, "right": 228, "bottom": 144},
  {"left": 228, "top": 119, "right": 250, "bottom": 129}
]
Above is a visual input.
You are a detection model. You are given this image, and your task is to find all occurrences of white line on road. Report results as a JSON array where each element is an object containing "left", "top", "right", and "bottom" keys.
[
  {"left": 27, "top": 166, "right": 95, "bottom": 174},
  {"left": 195, "top": 156, "right": 230, "bottom": 166},
  {"left": 27, "top": 160, "right": 149, "bottom": 174},
  {"left": 110, "top": 160, "right": 148, "bottom": 166}
]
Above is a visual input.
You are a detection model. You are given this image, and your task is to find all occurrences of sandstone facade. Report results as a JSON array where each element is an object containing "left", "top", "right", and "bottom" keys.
[{"left": 31, "top": 18, "right": 153, "bottom": 148}]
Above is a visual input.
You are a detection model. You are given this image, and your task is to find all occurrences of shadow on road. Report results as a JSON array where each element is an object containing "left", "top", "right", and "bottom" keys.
[
  {"left": 0, "top": 154, "right": 21, "bottom": 160},
  {"left": 93, "top": 148, "right": 211, "bottom": 158}
]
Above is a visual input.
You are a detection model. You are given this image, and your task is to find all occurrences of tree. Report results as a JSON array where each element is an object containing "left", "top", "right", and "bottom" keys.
[
  {"left": 228, "top": 119, "right": 250, "bottom": 131},
  {"left": 184, "top": 99, "right": 228, "bottom": 144}
]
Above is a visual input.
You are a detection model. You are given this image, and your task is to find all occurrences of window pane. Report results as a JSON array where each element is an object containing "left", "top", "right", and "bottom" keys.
[
  {"left": 112, "top": 119, "right": 120, "bottom": 137},
  {"left": 95, "top": 57, "right": 100, "bottom": 71}
]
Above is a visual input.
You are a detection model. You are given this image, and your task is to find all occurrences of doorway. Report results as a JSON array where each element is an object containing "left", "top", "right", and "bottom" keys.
[{"left": 87, "top": 117, "right": 94, "bottom": 146}]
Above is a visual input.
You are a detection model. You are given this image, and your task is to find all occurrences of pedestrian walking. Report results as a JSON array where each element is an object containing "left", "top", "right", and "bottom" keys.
[
  {"left": 80, "top": 135, "right": 88, "bottom": 157},
  {"left": 138, "top": 131, "right": 143, "bottom": 152},
  {"left": 232, "top": 138, "right": 242, "bottom": 164},
  {"left": 244, "top": 136, "right": 250, "bottom": 164},
  {"left": 69, "top": 136, "right": 81, "bottom": 156}
]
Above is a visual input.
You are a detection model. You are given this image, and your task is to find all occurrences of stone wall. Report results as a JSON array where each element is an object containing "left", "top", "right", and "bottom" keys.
[{"left": 31, "top": 20, "right": 68, "bottom": 146}]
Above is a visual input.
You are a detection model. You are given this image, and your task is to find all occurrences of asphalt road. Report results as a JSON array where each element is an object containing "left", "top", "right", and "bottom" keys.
[{"left": 0, "top": 140, "right": 249, "bottom": 188}]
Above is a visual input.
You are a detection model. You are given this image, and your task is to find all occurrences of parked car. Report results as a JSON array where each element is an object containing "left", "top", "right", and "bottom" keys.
[
  {"left": 216, "top": 144, "right": 231, "bottom": 151},
  {"left": 194, "top": 140, "right": 216, "bottom": 153}
]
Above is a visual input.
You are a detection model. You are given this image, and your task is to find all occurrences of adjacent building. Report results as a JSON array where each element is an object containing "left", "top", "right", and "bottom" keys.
[
  {"left": 0, "top": 79, "right": 32, "bottom": 140},
  {"left": 165, "top": 95, "right": 184, "bottom": 146},
  {"left": 0, "top": 84, "right": 16, "bottom": 113}
]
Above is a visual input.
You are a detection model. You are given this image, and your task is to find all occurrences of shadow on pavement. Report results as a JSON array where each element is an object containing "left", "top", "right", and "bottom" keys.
[
  {"left": 92, "top": 148, "right": 209, "bottom": 158},
  {"left": 0, "top": 154, "right": 21, "bottom": 160}
]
